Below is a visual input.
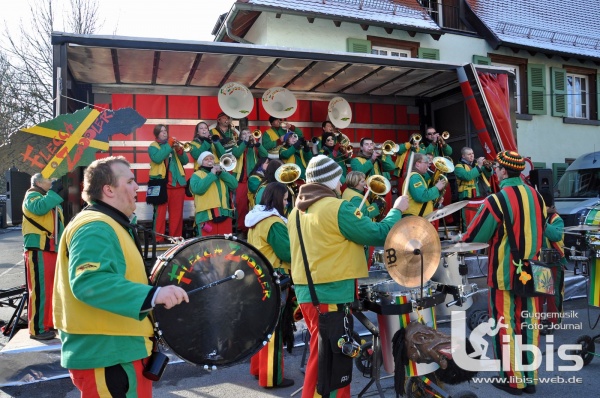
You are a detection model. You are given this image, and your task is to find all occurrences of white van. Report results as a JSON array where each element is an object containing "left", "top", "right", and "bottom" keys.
[{"left": 554, "top": 151, "right": 600, "bottom": 238}]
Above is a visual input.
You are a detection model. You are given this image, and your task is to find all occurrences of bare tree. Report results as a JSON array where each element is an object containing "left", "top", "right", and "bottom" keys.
[
  {"left": 0, "top": 51, "right": 32, "bottom": 144},
  {"left": 1, "top": 0, "right": 101, "bottom": 130}
]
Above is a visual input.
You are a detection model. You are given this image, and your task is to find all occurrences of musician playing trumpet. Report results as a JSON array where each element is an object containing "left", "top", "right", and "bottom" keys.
[
  {"left": 189, "top": 151, "right": 238, "bottom": 237},
  {"left": 403, "top": 153, "right": 446, "bottom": 217},
  {"left": 351, "top": 138, "right": 396, "bottom": 209},
  {"left": 394, "top": 133, "right": 426, "bottom": 178},
  {"left": 319, "top": 131, "right": 348, "bottom": 184},
  {"left": 148, "top": 124, "right": 189, "bottom": 242},
  {"left": 262, "top": 116, "right": 304, "bottom": 152},
  {"left": 232, "top": 128, "right": 270, "bottom": 236},
  {"left": 279, "top": 131, "right": 313, "bottom": 181},
  {"left": 455, "top": 146, "right": 493, "bottom": 231},
  {"left": 423, "top": 126, "right": 452, "bottom": 157}
]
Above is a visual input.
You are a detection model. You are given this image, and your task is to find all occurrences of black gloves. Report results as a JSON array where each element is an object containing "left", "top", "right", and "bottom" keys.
[
  {"left": 293, "top": 140, "right": 303, "bottom": 149},
  {"left": 212, "top": 134, "right": 221, "bottom": 143},
  {"left": 50, "top": 179, "right": 64, "bottom": 194}
]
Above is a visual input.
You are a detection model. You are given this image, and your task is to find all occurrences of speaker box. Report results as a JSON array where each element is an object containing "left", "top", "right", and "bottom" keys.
[
  {"left": 529, "top": 168, "right": 553, "bottom": 206},
  {"left": 5, "top": 167, "right": 32, "bottom": 226}
]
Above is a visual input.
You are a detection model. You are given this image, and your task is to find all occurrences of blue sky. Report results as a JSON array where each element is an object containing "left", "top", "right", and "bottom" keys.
[{"left": 2, "top": 0, "right": 233, "bottom": 42}]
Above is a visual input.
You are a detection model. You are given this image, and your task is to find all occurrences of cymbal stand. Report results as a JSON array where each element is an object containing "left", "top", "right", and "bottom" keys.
[{"left": 355, "top": 310, "right": 388, "bottom": 398}]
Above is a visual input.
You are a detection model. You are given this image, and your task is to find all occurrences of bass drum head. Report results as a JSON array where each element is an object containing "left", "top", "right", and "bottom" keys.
[{"left": 150, "top": 236, "right": 281, "bottom": 367}]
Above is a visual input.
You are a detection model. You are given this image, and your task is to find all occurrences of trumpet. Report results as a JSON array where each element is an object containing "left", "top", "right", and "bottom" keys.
[
  {"left": 482, "top": 158, "right": 493, "bottom": 168},
  {"left": 252, "top": 129, "right": 262, "bottom": 140},
  {"left": 172, "top": 138, "right": 193, "bottom": 153},
  {"left": 409, "top": 133, "right": 422, "bottom": 148},
  {"left": 382, "top": 140, "right": 398, "bottom": 155},
  {"left": 438, "top": 131, "right": 450, "bottom": 147},
  {"left": 216, "top": 153, "right": 237, "bottom": 172}
]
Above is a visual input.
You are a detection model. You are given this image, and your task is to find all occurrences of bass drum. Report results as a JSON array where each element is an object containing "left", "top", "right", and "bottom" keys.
[{"left": 149, "top": 236, "right": 281, "bottom": 367}]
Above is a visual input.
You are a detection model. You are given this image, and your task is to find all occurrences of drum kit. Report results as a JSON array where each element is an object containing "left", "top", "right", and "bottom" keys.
[
  {"left": 353, "top": 213, "right": 487, "bottom": 397},
  {"left": 563, "top": 205, "right": 600, "bottom": 367}
]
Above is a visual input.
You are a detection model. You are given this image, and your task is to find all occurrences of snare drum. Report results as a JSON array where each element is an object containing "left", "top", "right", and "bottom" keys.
[
  {"left": 438, "top": 226, "right": 460, "bottom": 240},
  {"left": 150, "top": 236, "right": 281, "bottom": 367},
  {"left": 372, "top": 281, "right": 438, "bottom": 376},
  {"left": 357, "top": 269, "right": 391, "bottom": 302},
  {"left": 431, "top": 255, "right": 473, "bottom": 316}
]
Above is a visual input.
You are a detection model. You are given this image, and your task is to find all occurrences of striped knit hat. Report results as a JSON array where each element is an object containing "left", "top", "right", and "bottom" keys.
[
  {"left": 496, "top": 150, "right": 526, "bottom": 172},
  {"left": 305, "top": 155, "right": 343, "bottom": 190}
]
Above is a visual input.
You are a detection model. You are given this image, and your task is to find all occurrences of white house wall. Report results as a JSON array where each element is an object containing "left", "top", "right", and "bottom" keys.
[{"left": 242, "top": 11, "right": 599, "bottom": 166}]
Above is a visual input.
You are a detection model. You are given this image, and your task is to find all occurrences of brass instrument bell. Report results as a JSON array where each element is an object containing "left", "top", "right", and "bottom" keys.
[
  {"left": 382, "top": 140, "right": 399, "bottom": 155},
  {"left": 217, "top": 153, "right": 237, "bottom": 172},
  {"left": 252, "top": 129, "right": 262, "bottom": 140},
  {"left": 275, "top": 163, "right": 301, "bottom": 184}
]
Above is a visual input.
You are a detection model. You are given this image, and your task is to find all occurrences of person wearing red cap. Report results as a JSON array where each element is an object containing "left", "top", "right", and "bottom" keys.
[{"left": 461, "top": 150, "right": 546, "bottom": 395}]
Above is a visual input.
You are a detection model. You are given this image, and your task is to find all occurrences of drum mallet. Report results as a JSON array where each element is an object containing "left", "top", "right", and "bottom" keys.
[{"left": 186, "top": 270, "right": 245, "bottom": 296}]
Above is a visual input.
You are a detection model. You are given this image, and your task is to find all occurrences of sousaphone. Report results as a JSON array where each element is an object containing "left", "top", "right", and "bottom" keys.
[
  {"left": 218, "top": 82, "right": 254, "bottom": 119},
  {"left": 262, "top": 87, "right": 297, "bottom": 119},
  {"left": 327, "top": 97, "right": 352, "bottom": 129}
]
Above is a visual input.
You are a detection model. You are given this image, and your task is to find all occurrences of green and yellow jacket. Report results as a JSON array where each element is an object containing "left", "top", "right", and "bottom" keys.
[{"left": 289, "top": 184, "right": 402, "bottom": 305}]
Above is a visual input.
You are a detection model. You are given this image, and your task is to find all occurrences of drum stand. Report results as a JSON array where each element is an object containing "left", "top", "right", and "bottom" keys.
[
  {"left": 0, "top": 285, "right": 28, "bottom": 340},
  {"left": 354, "top": 310, "right": 388, "bottom": 398},
  {"left": 444, "top": 253, "right": 479, "bottom": 309}
]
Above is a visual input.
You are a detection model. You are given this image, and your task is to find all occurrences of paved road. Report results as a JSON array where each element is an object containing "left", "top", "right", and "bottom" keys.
[{"left": 1, "top": 227, "right": 600, "bottom": 397}]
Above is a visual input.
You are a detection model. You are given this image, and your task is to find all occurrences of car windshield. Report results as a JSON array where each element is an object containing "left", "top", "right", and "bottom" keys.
[{"left": 555, "top": 168, "right": 600, "bottom": 198}]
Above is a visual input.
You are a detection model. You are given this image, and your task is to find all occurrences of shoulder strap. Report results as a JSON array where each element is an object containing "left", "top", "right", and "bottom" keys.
[
  {"left": 23, "top": 213, "right": 53, "bottom": 237},
  {"left": 295, "top": 211, "right": 320, "bottom": 308}
]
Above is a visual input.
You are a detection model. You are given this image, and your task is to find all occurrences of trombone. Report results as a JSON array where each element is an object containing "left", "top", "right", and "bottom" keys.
[{"left": 358, "top": 175, "right": 391, "bottom": 215}]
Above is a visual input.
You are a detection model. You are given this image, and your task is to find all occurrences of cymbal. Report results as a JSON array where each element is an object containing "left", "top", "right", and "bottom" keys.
[
  {"left": 425, "top": 200, "right": 471, "bottom": 222},
  {"left": 564, "top": 225, "right": 600, "bottom": 232},
  {"left": 384, "top": 216, "right": 441, "bottom": 288},
  {"left": 441, "top": 242, "right": 489, "bottom": 253}
]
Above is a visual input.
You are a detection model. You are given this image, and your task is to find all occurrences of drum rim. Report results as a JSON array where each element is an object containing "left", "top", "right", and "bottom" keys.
[{"left": 151, "top": 235, "right": 281, "bottom": 367}]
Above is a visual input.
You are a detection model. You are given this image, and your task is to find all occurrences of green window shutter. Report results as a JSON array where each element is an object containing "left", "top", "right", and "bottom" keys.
[
  {"left": 418, "top": 47, "right": 440, "bottom": 60},
  {"left": 347, "top": 38, "right": 371, "bottom": 53},
  {"left": 533, "top": 162, "right": 547, "bottom": 169},
  {"left": 551, "top": 67, "right": 567, "bottom": 117},
  {"left": 527, "top": 64, "right": 546, "bottom": 115},
  {"left": 597, "top": 73, "right": 600, "bottom": 120},
  {"left": 552, "top": 162, "right": 568, "bottom": 183},
  {"left": 472, "top": 55, "right": 491, "bottom": 65}
]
